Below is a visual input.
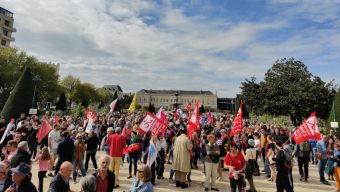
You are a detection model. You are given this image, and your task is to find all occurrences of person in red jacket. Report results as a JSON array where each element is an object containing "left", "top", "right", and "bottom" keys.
[{"left": 105, "top": 127, "right": 125, "bottom": 188}]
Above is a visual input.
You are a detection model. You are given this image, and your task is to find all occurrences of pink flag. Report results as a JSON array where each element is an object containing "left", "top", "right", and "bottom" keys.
[
  {"left": 292, "top": 112, "right": 321, "bottom": 144},
  {"left": 110, "top": 98, "right": 118, "bottom": 112},
  {"left": 207, "top": 112, "right": 213, "bottom": 123},
  {"left": 187, "top": 101, "right": 200, "bottom": 136},
  {"left": 229, "top": 100, "right": 243, "bottom": 137}
]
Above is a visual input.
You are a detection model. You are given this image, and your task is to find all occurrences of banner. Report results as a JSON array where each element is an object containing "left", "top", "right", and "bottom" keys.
[
  {"left": 109, "top": 98, "right": 118, "bottom": 112},
  {"left": 85, "top": 109, "right": 96, "bottom": 133},
  {"left": 36, "top": 118, "right": 53, "bottom": 143},
  {"left": 156, "top": 107, "right": 168, "bottom": 126},
  {"left": 123, "top": 143, "right": 140, "bottom": 154},
  {"left": 230, "top": 100, "right": 243, "bottom": 137},
  {"left": 292, "top": 112, "right": 321, "bottom": 144},
  {"left": 129, "top": 93, "right": 136, "bottom": 112},
  {"left": 147, "top": 141, "right": 157, "bottom": 166},
  {"left": 138, "top": 112, "right": 167, "bottom": 136}
]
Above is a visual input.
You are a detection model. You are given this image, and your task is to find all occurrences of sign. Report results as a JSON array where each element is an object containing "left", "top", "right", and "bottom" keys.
[
  {"left": 331, "top": 122, "right": 339, "bottom": 128},
  {"left": 138, "top": 112, "right": 167, "bottom": 136},
  {"left": 29, "top": 108, "right": 38, "bottom": 115}
]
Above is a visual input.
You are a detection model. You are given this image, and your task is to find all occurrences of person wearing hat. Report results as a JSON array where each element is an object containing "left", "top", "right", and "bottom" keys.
[
  {"left": 6, "top": 162, "right": 37, "bottom": 192},
  {"left": 204, "top": 134, "right": 220, "bottom": 191},
  {"left": 244, "top": 139, "right": 258, "bottom": 192}
]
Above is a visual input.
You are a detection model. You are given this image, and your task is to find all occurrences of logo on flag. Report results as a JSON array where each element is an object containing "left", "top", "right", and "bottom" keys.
[
  {"left": 292, "top": 112, "right": 321, "bottom": 144},
  {"left": 138, "top": 112, "right": 167, "bottom": 136}
]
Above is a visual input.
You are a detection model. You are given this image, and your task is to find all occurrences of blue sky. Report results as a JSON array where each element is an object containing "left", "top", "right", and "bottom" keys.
[{"left": 3, "top": 0, "right": 340, "bottom": 97}]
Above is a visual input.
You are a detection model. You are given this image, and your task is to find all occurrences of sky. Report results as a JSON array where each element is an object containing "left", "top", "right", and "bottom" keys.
[{"left": 2, "top": 0, "right": 340, "bottom": 97}]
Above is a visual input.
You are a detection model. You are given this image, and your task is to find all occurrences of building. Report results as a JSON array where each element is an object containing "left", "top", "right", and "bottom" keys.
[
  {"left": 102, "top": 85, "right": 123, "bottom": 99},
  {"left": 0, "top": 7, "right": 16, "bottom": 47},
  {"left": 136, "top": 89, "right": 218, "bottom": 111}
]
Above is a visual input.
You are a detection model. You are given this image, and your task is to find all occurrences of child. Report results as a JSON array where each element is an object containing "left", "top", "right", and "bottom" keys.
[{"left": 35, "top": 147, "right": 51, "bottom": 192}]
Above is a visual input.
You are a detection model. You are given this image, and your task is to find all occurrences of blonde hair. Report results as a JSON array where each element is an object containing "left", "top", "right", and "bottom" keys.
[{"left": 138, "top": 164, "right": 151, "bottom": 183}]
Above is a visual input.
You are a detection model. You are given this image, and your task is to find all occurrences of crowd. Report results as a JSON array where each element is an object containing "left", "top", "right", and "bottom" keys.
[{"left": 0, "top": 110, "right": 338, "bottom": 192}]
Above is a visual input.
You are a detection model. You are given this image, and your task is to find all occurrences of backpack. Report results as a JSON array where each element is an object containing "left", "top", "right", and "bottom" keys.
[
  {"left": 299, "top": 141, "right": 310, "bottom": 156},
  {"left": 282, "top": 145, "right": 293, "bottom": 170}
]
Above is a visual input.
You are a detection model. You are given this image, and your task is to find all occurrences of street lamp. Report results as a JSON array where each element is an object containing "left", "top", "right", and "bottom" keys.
[
  {"left": 174, "top": 91, "right": 179, "bottom": 110},
  {"left": 32, "top": 75, "right": 42, "bottom": 108}
]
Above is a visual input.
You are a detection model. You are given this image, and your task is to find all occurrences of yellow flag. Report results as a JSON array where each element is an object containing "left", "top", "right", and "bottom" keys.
[{"left": 129, "top": 93, "right": 136, "bottom": 112}]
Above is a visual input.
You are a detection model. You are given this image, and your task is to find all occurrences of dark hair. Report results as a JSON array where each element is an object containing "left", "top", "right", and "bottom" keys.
[
  {"left": 276, "top": 140, "right": 283, "bottom": 147},
  {"left": 61, "top": 130, "right": 69, "bottom": 138}
]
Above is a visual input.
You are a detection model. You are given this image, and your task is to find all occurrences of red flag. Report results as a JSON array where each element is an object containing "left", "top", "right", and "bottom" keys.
[
  {"left": 85, "top": 108, "right": 97, "bottom": 120},
  {"left": 156, "top": 107, "right": 168, "bottom": 126},
  {"left": 207, "top": 112, "right": 213, "bottom": 123},
  {"left": 187, "top": 101, "right": 200, "bottom": 136},
  {"left": 292, "top": 112, "right": 321, "bottom": 144},
  {"left": 186, "top": 103, "right": 191, "bottom": 116},
  {"left": 123, "top": 143, "right": 140, "bottom": 154},
  {"left": 229, "top": 100, "right": 243, "bottom": 137},
  {"left": 109, "top": 98, "right": 118, "bottom": 112},
  {"left": 36, "top": 119, "right": 53, "bottom": 143},
  {"left": 138, "top": 113, "right": 167, "bottom": 136}
]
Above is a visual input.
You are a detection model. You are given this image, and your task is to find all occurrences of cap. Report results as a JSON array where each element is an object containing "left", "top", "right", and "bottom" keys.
[{"left": 248, "top": 139, "right": 255, "bottom": 147}]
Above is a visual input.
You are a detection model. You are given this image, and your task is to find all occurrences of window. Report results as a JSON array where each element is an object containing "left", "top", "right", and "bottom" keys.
[
  {"left": 1, "top": 39, "right": 6, "bottom": 46},
  {"left": 3, "top": 30, "right": 8, "bottom": 36},
  {"left": 4, "top": 20, "right": 9, "bottom": 27}
]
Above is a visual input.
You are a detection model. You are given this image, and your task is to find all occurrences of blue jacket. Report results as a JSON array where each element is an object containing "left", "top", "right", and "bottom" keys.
[{"left": 316, "top": 140, "right": 327, "bottom": 160}]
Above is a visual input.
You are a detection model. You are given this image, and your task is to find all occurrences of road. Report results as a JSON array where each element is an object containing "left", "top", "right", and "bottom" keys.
[{"left": 30, "top": 151, "right": 336, "bottom": 192}]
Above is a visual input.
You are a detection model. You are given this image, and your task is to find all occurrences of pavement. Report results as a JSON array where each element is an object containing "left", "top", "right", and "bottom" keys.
[{"left": 30, "top": 151, "right": 336, "bottom": 192}]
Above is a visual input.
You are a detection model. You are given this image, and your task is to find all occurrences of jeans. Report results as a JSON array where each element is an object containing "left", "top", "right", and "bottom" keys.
[
  {"left": 128, "top": 152, "right": 138, "bottom": 176},
  {"left": 312, "top": 147, "right": 317, "bottom": 163},
  {"left": 73, "top": 158, "right": 86, "bottom": 181},
  {"left": 264, "top": 158, "right": 271, "bottom": 176},
  {"left": 319, "top": 159, "right": 328, "bottom": 181},
  {"left": 298, "top": 156, "right": 309, "bottom": 179},
  {"left": 85, "top": 152, "right": 97, "bottom": 171}
]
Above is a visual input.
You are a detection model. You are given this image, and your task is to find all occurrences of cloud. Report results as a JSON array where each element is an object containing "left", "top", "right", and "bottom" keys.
[{"left": 3, "top": 0, "right": 340, "bottom": 97}]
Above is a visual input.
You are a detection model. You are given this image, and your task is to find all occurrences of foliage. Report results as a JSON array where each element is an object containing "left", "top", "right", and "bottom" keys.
[
  {"left": 0, "top": 48, "right": 60, "bottom": 110},
  {"left": 70, "top": 103, "right": 86, "bottom": 118},
  {"left": 55, "top": 92, "right": 67, "bottom": 111},
  {"left": 1, "top": 67, "right": 34, "bottom": 120},
  {"left": 240, "top": 58, "right": 336, "bottom": 125},
  {"left": 327, "top": 88, "right": 340, "bottom": 131},
  {"left": 148, "top": 104, "right": 156, "bottom": 114},
  {"left": 60, "top": 75, "right": 81, "bottom": 102},
  {"left": 97, "top": 88, "right": 113, "bottom": 104},
  {"left": 199, "top": 104, "right": 205, "bottom": 114}
]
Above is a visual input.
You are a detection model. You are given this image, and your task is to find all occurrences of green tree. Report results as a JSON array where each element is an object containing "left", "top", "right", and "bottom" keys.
[
  {"left": 241, "top": 58, "right": 335, "bottom": 125},
  {"left": 327, "top": 88, "right": 340, "bottom": 131},
  {"left": 199, "top": 104, "right": 205, "bottom": 114},
  {"left": 55, "top": 91, "right": 67, "bottom": 111},
  {"left": 240, "top": 76, "right": 264, "bottom": 115},
  {"left": 60, "top": 75, "right": 81, "bottom": 103},
  {"left": 1, "top": 67, "right": 34, "bottom": 120},
  {"left": 73, "top": 83, "right": 99, "bottom": 108},
  {"left": 148, "top": 104, "right": 156, "bottom": 113}
]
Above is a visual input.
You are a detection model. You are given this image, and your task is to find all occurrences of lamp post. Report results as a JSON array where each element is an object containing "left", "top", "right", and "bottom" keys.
[
  {"left": 174, "top": 91, "right": 179, "bottom": 110},
  {"left": 32, "top": 75, "right": 42, "bottom": 108}
]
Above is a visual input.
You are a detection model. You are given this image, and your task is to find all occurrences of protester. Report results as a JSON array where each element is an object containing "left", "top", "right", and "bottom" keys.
[
  {"left": 73, "top": 133, "right": 86, "bottom": 183},
  {"left": 294, "top": 140, "right": 311, "bottom": 182},
  {"left": 55, "top": 131, "right": 74, "bottom": 175},
  {"left": 330, "top": 143, "right": 340, "bottom": 191},
  {"left": 326, "top": 137, "right": 335, "bottom": 181},
  {"left": 34, "top": 147, "right": 50, "bottom": 192},
  {"left": 172, "top": 128, "right": 193, "bottom": 189},
  {"left": 127, "top": 131, "right": 141, "bottom": 179},
  {"left": 204, "top": 134, "right": 220, "bottom": 191},
  {"left": 6, "top": 163, "right": 37, "bottom": 192},
  {"left": 244, "top": 139, "right": 257, "bottom": 192},
  {"left": 79, "top": 175, "right": 97, "bottom": 192},
  {"left": 48, "top": 125, "right": 61, "bottom": 177},
  {"left": 85, "top": 130, "right": 99, "bottom": 172},
  {"left": 92, "top": 155, "right": 115, "bottom": 192},
  {"left": 266, "top": 135, "right": 276, "bottom": 182},
  {"left": 224, "top": 142, "right": 246, "bottom": 192},
  {"left": 0, "top": 163, "right": 12, "bottom": 192},
  {"left": 156, "top": 132, "right": 167, "bottom": 180},
  {"left": 10, "top": 141, "right": 31, "bottom": 168},
  {"left": 129, "top": 164, "right": 154, "bottom": 192},
  {"left": 48, "top": 161, "right": 73, "bottom": 192},
  {"left": 2, "top": 141, "right": 17, "bottom": 161},
  {"left": 106, "top": 127, "right": 125, "bottom": 188},
  {"left": 316, "top": 135, "right": 331, "bottom": 185}
]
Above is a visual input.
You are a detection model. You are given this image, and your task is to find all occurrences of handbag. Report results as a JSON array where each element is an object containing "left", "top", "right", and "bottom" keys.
[{"left": 316, "top": 152, "right": 323, "bottom": 160}]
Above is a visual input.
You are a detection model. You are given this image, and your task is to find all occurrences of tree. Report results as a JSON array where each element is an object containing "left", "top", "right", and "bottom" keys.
[
  {"left": 240, "top": 76, "right": 264, "bottom": 115},
  {"left": 60, "top": 75, "right": 81, "bottom": 103},
  {"left": 199, "top": 104, "right": 205, "bottom": 114},
  {"left": 240, "top": 58, "right": 335, "bottom": 125},
  {"left": 327, "top": 88, "right": 340, "bottom": 131},
  {"left": 1, "top": 67, "right": 34, "bottom": 120},
  {"left": 55, "top": 92, "right": 67, "bottom": 111},
  {"left": 148, "top": 104, "right": 156, "bottom": 113},
  {"left": 73, "top": 82, "right": 99, "bottom": 107}
]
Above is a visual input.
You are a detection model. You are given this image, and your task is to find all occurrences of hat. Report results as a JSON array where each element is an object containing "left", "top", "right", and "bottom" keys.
[
  {"left": 248, "top": 139, "right": 255, "bottom": 147},
  {"left": 220, "top": 129, "right": 227, "bottom": 133},
  {"left": 207, "top": 134, "right": 215, "bottom": 140},
  {"left": 11, "top": 163, "right": 31, "bottom": 177}
]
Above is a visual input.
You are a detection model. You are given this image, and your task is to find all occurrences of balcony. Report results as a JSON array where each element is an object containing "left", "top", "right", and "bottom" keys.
[
  {"left": 2, "top": 24, "right": 16, "bottom": 32},
  {"left": 1, "top": 34, "right": 15, "bottom": 41}
]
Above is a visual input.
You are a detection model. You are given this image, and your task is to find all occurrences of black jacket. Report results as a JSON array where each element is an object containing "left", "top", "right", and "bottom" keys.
[
  {"left": 272, "top": 149, "right": 288, "bottom": 172},
  {"left": 57, "top": 137, "right": 75, "bottom": 162},
  {"left": 48, "top": 173, "right": 70, "bottom": 192},
  {"left": 11, "top": 177, "right": 37, "bottom": 192},
  {"left": 10, "top": 150, "right": 31, "bottom": 168},
  {"left": 85, "top": 135, "right": 100, "bottom": 152},
  {"left": 92, "top": 170, "right": 115, "bottom": 192}
]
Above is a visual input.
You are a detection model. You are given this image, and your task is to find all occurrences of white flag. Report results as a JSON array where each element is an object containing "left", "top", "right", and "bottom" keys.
[
  {"left": 109, "top": 98, "right": 118, "bottom": 112},
  {"left": 147, "top": 141, "right": 157, "bottom": 166}
]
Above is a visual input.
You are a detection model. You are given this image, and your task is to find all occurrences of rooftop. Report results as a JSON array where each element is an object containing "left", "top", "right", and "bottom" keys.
[
  {"left": 102, "top": 85, "right": 123, "bottom": 92},
  {"left": 0, "top": 7, "right": 13, "bottom": 18},
  {"left": 139, "top": 89, "right": 215, "bottom": 95}
]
